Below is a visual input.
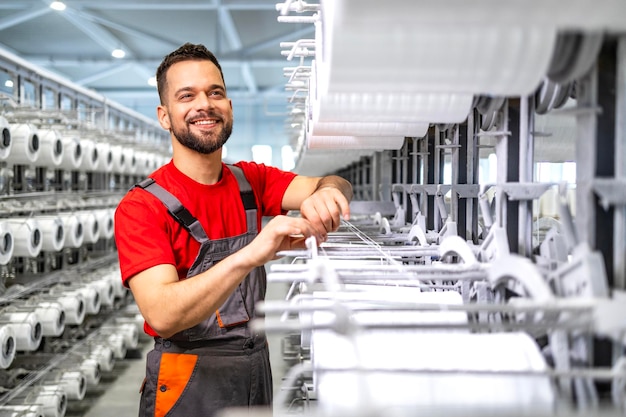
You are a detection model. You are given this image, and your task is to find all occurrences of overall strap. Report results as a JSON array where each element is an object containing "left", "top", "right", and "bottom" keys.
[
  {"left": 134, "top": 178, "right": 209, "bottom": 243},
  {"left": 227, "top": 165, "right": 258, "bottom": 233}
]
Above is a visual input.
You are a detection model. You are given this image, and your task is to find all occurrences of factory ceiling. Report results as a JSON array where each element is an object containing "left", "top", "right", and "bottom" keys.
[{"left": 0, "top": 0, "right": 314, "bottom": 167}]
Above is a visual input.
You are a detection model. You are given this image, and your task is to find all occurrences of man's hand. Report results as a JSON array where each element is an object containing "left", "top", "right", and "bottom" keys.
[
  {"left": 282, "top": 174, "right": 353, "bottom": 243},
  {"left": 300, "top": 185, "right": 351, "bottom": 242},
  {"left": 242, "top": 215, "right": 316, "bottom": 266}
]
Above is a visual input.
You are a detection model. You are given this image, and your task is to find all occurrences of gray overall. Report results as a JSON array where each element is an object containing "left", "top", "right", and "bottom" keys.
[{"left": 133, "top": 166, "right": 272, "bottom": 417}]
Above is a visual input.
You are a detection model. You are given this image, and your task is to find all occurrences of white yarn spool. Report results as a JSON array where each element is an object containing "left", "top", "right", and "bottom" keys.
[
  {"left": 320, "top": 0, "right": 626, "bottom": 32},
  {"left": 122, "top": 147, "right": 136, "bottom": 174},
  {"left": 313, "top": 92, "right": 475, "bottom": 124},
  {"left": 59, "top": 136, "right": 83, "bottom": 170},
  {"left": 133, "top": 151, "right": 150, "bottom": 176},
  {"left": 306, "top": 134, "right": 405, "bottom": 150},
  {"left": 58, "top": 212, "right": 84, "bottom": 249},
  {"left": 36, "top": 128, "right": 64, "bottom": 168},
  {"left": 0, "top": 222, "right": 14, "bottom": 265},
  {"left": 28, "top": 386, "right": 66, "bottom": 417},
  {"left": 318, "top": 0, "right": 557, "bottom": 96},
  {"left": 6, "top": 218, "right": 42, "bottom": 258},
  {"left": 103, "top": 333, "right": 127, "bottom": 359},
  {"left": 110, "top": 144, "right": 125, "bottom": 173},
  {"left": 8, "top": 124, "right": 40, "bottom": 165},
  {"left": 103, "top": 270, "right": 126, "bottom": 298},
  {"left": 101, "top": 323, "right": 138, "bottom": 350},
  {"left": 0, "top": 325, "right": 16, "bottom": 369},
  {"left": 0, "top": 116, "right": 13, "bottom": 161},
  {"left": 0, "top": 311, "right": 42, "bottom": 352},
  {"left": 88, "top": 279, "right": 115, "bottom": 308},
  {"left": 46, "top": 293, "right": 85, "bottom": 326},
  {"left": 90, "top": 344, "right": 115, "bottom": 372},
  {"left": 78, "top": 139, "right": 98, "bottom": 171},
  {"left": 309, "top": 62, "right": 474, "bottom": 124},
  {"left": 76, "top": 210, "right": 100, "bottom": 244},
  {"left": 313, "top": 327, "right": 554, "bottom": 416},
  {"left": 36, "top": 216, "right": 65, "bottom": 252},
  {"left": 308, "top": 121, "right": 428, "bottom": 138},
  {"left": 80, "top": 358, "right": 101, "bottom": 387},
  {"left": 94, "top": 208, "right": 114, "bottom": 240},
  {"left": 58, "top": 371, "right": 86, "bottom": 401},
  {"left": 31, "top": 302, "right": 65, "bottom": 337},
  {"left": 59, "top": 285, "right": 100, "bottom": 315},
  {"left": 94, "top": 142, "right": 113, "bottom": 173}
]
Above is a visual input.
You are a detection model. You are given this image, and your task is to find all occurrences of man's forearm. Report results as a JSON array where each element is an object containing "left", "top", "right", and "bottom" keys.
[{"left": 315, "top": 175, "right": 353, "bottom": 201}]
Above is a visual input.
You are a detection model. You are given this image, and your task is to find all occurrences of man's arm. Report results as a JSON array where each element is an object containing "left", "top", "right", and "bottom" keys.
[
  {"left": 127, "top": 215, "right": 316, "bottom": 338},
  {"left": 282, "top": 175, "right": 353, "bottom": 241}
]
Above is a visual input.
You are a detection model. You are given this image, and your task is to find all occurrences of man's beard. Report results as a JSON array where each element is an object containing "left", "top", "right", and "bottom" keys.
[{"left": 172, "top": 119, "right": 233, "bottom": 155}]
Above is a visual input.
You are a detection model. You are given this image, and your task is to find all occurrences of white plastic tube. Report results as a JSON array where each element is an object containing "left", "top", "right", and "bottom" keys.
[
  {"left": 0, "top": 311, "right": 42, "bottom": 352},
  {"left": 36, "top": 216, "right": 65, "bottom": 252},
  {"left": 58, "top": 212, "right": 84, "bottom": 249},
  {"left": 6, "top": 218, "right": 42, "bottom": 258},
  {"left": 75, "top": 210, "right": 100, "bottom": 244},
  {"left": 78, "top": 139, "right": 98, "bottom": 171},
  {"left": 0, "top": 221, "right": 14, "bottom": 265},
  {"left": 59, "top": 136, "right": 83, "bottom": 170},
  {"left": 7, "top": 124, "right": 40, "bottom": 165},
  {"left": 36, "top": 128, "right": 64, "bottom": 168},
  {"left": 94, "top": 142, "right": 113, "bottom": 173},
  {"left": 0, "top": 325, "right": 16, "bottom": 369},
  {"left": 0, "top": 116, "right": 13, "bottom": 161}
]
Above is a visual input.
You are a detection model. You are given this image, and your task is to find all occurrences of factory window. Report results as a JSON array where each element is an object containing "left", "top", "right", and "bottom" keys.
[
  {"left": 478, "top": 153, "right": 498, "bottom": 184},
  {"left": 281, "top": 145, "right": 295, "bottom": 171},
  {"left": 60, "top": 94, "right": 73, "bottom": 111},
  {"left": 42, "top": 87, "right": 56, "bottom": 110},
  {"left": 77, "top": 101, "right": 88, "bottom": 122},
  {"left": 21, "top": 79, "right": 36, "bottom": 107},
  {"left": 0, "top": 71, "right": 14, "bottom": 97},
  {"left": 536, "top": 162, "right": 576, "bottom": 184},
  {"left": 252, "top": 144, "right": 272, "bottom": 166}
]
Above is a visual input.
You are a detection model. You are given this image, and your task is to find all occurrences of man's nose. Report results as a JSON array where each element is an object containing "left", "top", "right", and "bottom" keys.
[{"left": 195, "top": 92, "right": 214, "bottom": 109}]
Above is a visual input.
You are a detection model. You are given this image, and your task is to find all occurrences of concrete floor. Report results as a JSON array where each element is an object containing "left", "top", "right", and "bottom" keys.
[{"left": 79, "top": 279, "right": 291, "bottom": 417}]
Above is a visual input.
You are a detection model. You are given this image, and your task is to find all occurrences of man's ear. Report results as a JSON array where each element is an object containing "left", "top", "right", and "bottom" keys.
[{"left": 157, "top": 105, "right": 171, "bottom": 130}]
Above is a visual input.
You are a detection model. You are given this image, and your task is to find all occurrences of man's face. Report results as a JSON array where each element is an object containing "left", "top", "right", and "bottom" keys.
[{"left": 157, "top": 60, "right": 233, "bottom": 154}]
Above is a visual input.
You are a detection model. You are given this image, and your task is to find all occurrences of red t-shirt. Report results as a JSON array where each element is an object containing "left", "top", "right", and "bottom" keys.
[{"left": 114, "top": 160, "right": 296, "bottom": 335}]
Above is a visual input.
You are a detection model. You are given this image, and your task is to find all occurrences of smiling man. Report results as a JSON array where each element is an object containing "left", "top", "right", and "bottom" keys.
[{"left": 114, "top": 43, "right": 352, "bottom": 417}]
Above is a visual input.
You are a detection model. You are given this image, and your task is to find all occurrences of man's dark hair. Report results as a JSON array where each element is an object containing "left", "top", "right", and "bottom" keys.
[{"left": 156, "top": 43, "right": 226, "bottom": 104}]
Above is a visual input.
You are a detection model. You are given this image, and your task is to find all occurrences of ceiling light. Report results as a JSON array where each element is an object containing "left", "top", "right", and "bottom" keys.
[
  {"left": 50, "top": 1, "right": 66, "bottom": 11},
  {"left": 111, "top": 49, "right": 126, "bottom": 59},
  {"left": 147, "top": 76, "right": 157, "bottom": 87},
  {"left": 4, "top": 80, "right": 13, "bottom": 88}
]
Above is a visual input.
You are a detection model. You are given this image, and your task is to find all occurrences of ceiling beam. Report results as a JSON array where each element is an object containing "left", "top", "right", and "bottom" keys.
[
  {"left": 57, "top": 7, "right": 135, "bottom": 58},
  {"left": 55, "top": 2, "right": 278, "bottom": 11},
  {"left": 76, "top": 9, "right": 180, "bottom": 49},
  {"left": 74, "top": 62, "right": 134, "bottom": 85},
  {"left": 240, "top": 63, "right": 258, "bottom": 94},
  {"left": 217, "top": 5, "right": 258, "bottom": 94},
  {"left": 0, "top": 5, "right": 51, "bottom": 31}
]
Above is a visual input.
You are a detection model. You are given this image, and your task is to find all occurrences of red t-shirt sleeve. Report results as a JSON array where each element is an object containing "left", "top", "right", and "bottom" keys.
[{"left": 114, "top": 189, "right": 176, "bottom": 287}]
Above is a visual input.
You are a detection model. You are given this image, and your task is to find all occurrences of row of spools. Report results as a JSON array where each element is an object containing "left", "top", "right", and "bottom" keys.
[
  {"left": 0, "top": 266, "right": 145, "bottom": 417},
  {"left": 0, "top": 116, "right": 169, "bottom": 175},
  {"left": 0, "top": 208, "right": 116, "bottom": 264}
]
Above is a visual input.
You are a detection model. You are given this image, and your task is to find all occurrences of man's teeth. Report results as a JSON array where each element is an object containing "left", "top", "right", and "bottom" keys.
[{"left": 194, "top": 120, "right": 216, "bottom": 125}]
